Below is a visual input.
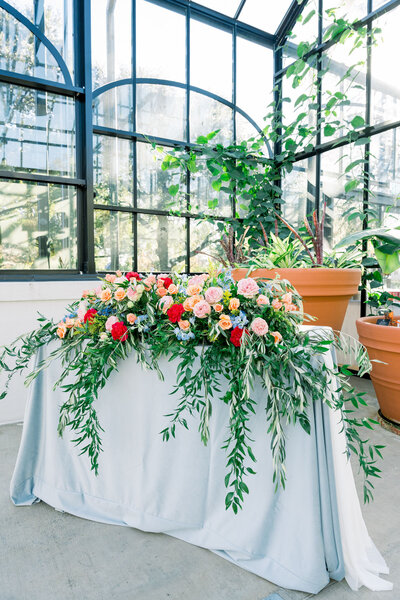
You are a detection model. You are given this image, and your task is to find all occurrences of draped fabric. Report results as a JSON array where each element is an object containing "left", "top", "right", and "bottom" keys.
[{"left": 10, "top": 332, "right": 391, "bottom": 593}]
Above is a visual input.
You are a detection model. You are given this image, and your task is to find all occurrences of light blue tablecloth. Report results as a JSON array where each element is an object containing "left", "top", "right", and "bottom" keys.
[{"left": 10, "top": 343, "right": 344, "bottom": 594}]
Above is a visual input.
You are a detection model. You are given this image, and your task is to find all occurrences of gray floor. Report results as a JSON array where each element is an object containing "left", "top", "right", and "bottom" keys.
[{"left": 0, "top": 377, "right": 399, "bottom": 600}]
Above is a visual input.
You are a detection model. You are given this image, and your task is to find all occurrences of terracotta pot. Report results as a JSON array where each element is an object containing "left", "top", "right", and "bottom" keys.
[
  {"left": 356, "top": 316, "right": 400, "bottom": 424},
  {"left": 232, "top": 267, "right": 361, "bottom": 332}
]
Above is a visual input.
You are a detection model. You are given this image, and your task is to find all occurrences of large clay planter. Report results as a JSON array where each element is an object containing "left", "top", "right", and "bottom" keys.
[
  {"left": 232, "top": 267, "right": 361, "bottom": 332},
  {"left": 356, "top": 316, "right": 400, "bottom": 425}
]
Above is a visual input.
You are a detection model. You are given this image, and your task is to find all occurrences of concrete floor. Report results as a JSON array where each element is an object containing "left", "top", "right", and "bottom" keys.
[{"left": 0, "top": 377, "right": 399, "bottom": 600}]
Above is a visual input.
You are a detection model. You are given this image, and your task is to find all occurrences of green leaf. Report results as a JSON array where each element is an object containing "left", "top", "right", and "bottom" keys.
[
  {"left": 351, "top": 115, "right": 365, "bottom": 129},
  {"left": 196, "top": 135, "right": 208, "bottom": 144},
  {"left": 211, "top": 179, "right": 222, "bottom": 192},
  {"left": 344, "top": 179, "right": 360, "bottom": 193},
  {"left": 168, "top": 184, "right": 179, "bottom": 197},
  {"left": 302, "top": 9, "right": 315, "bottom": 25},
  {"left": 324, "top": 124, "right": 336, "bottom": 137}
]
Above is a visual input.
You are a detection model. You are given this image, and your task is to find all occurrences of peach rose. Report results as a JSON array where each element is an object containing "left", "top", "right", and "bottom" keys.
[
  {"left": 286, "top": 303, "right": 299, "bottom": 312},
  {"left": 214, "top": 303, "right": 223, "bottom": 313},
  {"left": 178, "top": 320, "right": 190, "bottom": 331},
  {"left": 237, "top": 278, "right": 259, "bottom": 298},
  {"left": 127, "top": 313, "right": 137, "bottom": 325},
  {"left": 187, "top": 284, "right": 202, "bottom": 296},
  {"left": 193, "top": 300, "right": 211, "bottom": 319},
  {"left": 229, "top": 298, "right": 240, "bottom": 311},
  {"left": 100, "top": 288, "right": 112, "bottom": 302},
  {"left": 271, "top": 331, "right": 282, "bottom": 344},
  {"left": 57, "top": 322, "right": 67, "bottom": 339},
  {"left": 114, "top": 288, "right": 126, "bottom": 301},
  {"left": 105, "top": 316, "right": 119, "bottom": 332},
  {"left": 105, "top": 274, "right": 116, "bottom": 283},
  {"left": 183, "top": 295, "right": 202, "bottom": 312},
  {"left": 282, "top": 292, "right": 292, "bottom": 305},
  {"left": 74, "top": 318, "right": 83, "bottom": 328},
  {"left": 205, "top": 286, "right": 223, "bottom": 305},
  {"left": 257, "top": 294, "right": 269, "bottom": 306},
  {"left": 81, "top": 289, "right": 89, "bottom": 298},
  {"left": 159, "top": 295, "right": 174, "bottom": 313},
  {"left": 65, "top": 317, "right": 75, "bottom": 329},
  {"left": 116, "top": 270, "right": 122, "bottom": 277},
  {"left": 251, "top": 317, "right": 269, "bottom": 336},
  {"left": 156, "top": 287, "right": 167, "bottom": 298},
  {"left": 168, "top": 284, "right": 178, "bottom": 295},
  {"left": 272, "top": 298, "right": 283, "bottom": 310},
  {"left": 146, "top": 274, "right": 157, "bottom": 285},
  {"left": 218, "top": 314, "right": 232, "bottom": 330}
]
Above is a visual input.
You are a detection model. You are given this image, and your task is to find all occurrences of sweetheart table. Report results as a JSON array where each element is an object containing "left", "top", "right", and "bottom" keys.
[{"left": 10, "top": 327, "right": 392, "bottom": 594}]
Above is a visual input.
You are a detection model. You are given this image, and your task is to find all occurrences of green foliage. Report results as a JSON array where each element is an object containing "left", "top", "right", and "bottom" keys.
[{"left": 0, "top": 270, "right": 384, "bottom": 512}]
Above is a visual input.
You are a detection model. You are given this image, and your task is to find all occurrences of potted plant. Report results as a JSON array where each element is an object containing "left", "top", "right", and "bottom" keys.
[
  {"left": 232, "top": 205, "right": 362, "bottom": 331},
  {"left": 338, "top": 226, "right": 400, "bottom": 426}
]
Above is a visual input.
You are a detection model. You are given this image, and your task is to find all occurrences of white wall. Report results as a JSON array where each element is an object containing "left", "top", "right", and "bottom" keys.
[{"left": 0, "top": 281, "right": 95, "bottom": 425}]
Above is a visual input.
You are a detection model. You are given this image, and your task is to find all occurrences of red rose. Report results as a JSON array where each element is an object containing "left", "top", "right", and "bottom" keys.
[
  {"left": 167, "top": 303, "right": 185, "bottom": 323},
  {"left": 230, "top": 326, "right": 244, "bottom": 347},
  {"left": 111, "top": 321, "right": 128, "bottom": 342},
  {"left": 84, "top": 308, "right": 98, "bottom": 323},
  {"left": 162, "top": 276, "right": 173, "bottom": 289},
  {"left": 126, "top": 271, "right": 141, "bottom": 281}
]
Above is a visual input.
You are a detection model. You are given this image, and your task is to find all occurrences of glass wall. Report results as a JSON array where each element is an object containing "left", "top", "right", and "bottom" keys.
[{"left": 280, "top": 0, "right": 400, "bottom": 266}]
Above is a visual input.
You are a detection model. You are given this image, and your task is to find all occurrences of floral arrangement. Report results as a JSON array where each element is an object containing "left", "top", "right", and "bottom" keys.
[{"left": 0, "top": 269, "right": 383, "bottom": 512}]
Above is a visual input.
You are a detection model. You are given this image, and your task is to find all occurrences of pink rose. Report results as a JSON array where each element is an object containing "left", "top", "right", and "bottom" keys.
[
  {"left": 95, "top": 286, "right": 103, "bottom": 297},
  {"left": 146, "top": 274, "right": 156, "bottom": 285},
  {"left": 257, "top": 294, "right": 269, "bottom": 306},
  {"left": 77, "top": 301, "right": 87, "bottom": 321},
  {"left": 205, "top": 286, "right": 223, "bottom": 305},
  {"left": 127, "top": 288, "right": 139, "bottom": 302},
  {"left": 237, "top": 278, "right": 259, "bottom": 298},
  {"left": 158, "top": 295, "right": 174, "bottom": 313},
  {"left": 188, "top": 275, "right": 205, "bottom": 288},
  {"left": 272, "top": 298, "right": 283, "bottom": 310},
  {"left": 193, "top": 300, "right": 211, "bottom": 319},
  {"left": 282, "top": 292, "right": 292, "bottom": 305},
  {"left": 105, "top": 315, "right": 119, "bottom": 332},
  {"left": 105, "top": 274, "right": 116, "bottom": 283},
  {"left": 251, "top": 317, "right": 269, "bottom": 336},
  {"left": 116, "top": 270, "right": 122, "bottom": 277}
]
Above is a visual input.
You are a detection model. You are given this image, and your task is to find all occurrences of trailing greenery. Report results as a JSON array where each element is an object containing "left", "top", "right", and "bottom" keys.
[{"left": 0, "top": 269, "right": 383, "bottom": 510}]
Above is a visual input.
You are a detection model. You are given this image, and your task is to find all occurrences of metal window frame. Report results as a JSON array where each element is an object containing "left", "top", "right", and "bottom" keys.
[{"left": 1, "top": 0, "right": 400, "bottom": 281}]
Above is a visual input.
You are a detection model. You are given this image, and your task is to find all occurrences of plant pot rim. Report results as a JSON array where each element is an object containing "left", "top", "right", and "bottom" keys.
[
  {"left": 233, "top": 267, "right": 361, "bottom": 273},
  {"left": 357, "top": 315, "right": 400, "bottom": 328}
]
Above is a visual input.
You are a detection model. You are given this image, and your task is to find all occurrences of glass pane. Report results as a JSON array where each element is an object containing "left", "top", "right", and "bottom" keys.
[
  {"left": 190, "top": 171, "right": 232, "bottom": 217},
  {"left": 281, "top": 56, "right": 318, "bottom": 147},
  {"left": 4, "top": 0, "right": 74, "bottom": 79},
  {"left": 370, "top": 7, "right": 400, "bottom": 125},
  {"left": 190, "top": 18, "right": 232, "bottom": 100},
  {"left": 283, "top": 0, "right": 319, "bottom": 69},
  {"left": 239, "top": 0, "right": 293, "bottom": 33},
  {"left": 320, "top": 146, "right": 364, "bottom": 251},
  {"left": 137, "top": 214, "right": 186, "bottom": 272},
  {"left": 282, "top": 157, "right": 316, "bottom": 229},
  {"left": 136, "top": 0, "right": 185, "bottom": 82},
  {"left": 235, "top": 113, "right": 265, "bottom": 146},
  {"left": 91, "top": 0, "right": 132, "bottom": 90},
  {"left": 0, "top": 84, "right": 75, "bottom": 177},
  {"left": 369, "top": 128, "right": 400, "bottom": 290},
  {"left": 190, "top": 219, "right": 221, "bottom": 272},
  {"left": 323, "top": 0, "right": 368, "bottom": 28},
  {"left": 0, "top": 7, "right": 63, "bottom": 82},
  {"left": 93, "top": 135, "right": 133, "bottom": 207},
  {"left": 137, "top": 142, "right": 183, "bottom": 212},
  {"left": 93, "top": 85, "right": 133, "bottom": 131},
  {"left": 190, "top": 92, "right": 233, "bottom": 144},
  {"left": 321, "top": 38, "right": 366, "bottom": 142},
  {"left": 94, "top": 209, "right": 134, "bottom": 272},
  {"left": 0, "top": 180, "right": 77, "bottom": 270},
  {"left": 136, "top": 84, "right": 186, "bottom": 141},
  {"left": 236, "top": 37, "right": 273, "bottom": 131},
  {"left": 194, "top": 0, "right": 241, "bottom": 17}
]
